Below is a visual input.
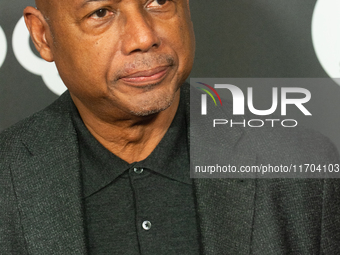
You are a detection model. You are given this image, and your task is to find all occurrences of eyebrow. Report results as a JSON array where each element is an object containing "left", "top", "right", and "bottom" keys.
[{"left": 80, "top": 0, "right": 111, "bottom": 8}]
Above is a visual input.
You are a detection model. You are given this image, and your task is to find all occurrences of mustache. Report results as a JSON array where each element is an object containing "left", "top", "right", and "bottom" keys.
[{"left": 114, "top": 54, "right": 175, "bottom": 81}]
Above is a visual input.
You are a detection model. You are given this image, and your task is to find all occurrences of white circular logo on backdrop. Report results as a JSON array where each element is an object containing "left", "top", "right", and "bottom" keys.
[
  {"left": 312, "top": 0, "right": 340, "bottom": 85},
  {"left": 12, "top": 17, "right": 66, "bottom": 95},
  {"left": 0, "top": 26, "right": 7, "bottom": 69}
]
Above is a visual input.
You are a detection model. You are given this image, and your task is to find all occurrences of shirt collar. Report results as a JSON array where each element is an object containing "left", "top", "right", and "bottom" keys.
[
  {"left": 137, "top": 92, "right": 190, "bottom": 184},
  {"left": 71, "top": 88, "right": 190, "bottom": 198}
]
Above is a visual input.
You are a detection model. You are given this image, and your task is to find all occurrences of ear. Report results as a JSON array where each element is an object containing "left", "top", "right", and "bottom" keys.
[
  {"left": 185, "top": 0, "right": 191, "bottom": 18},
  {"left": 24, "top": 6, "right": 54, "bottom": 62}
]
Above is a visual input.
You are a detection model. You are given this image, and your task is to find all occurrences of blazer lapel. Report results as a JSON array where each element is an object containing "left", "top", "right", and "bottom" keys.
[
  {"left": 185, "top": 84, "right": 257, "bottom": 254},
  {"left": 10, "top": 93, "right": 87, "bottom": 254}
]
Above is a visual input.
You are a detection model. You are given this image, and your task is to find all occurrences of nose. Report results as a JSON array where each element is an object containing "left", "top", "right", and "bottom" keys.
[{"left": 121, "top": 10, "right": 160, "bottom": 55}]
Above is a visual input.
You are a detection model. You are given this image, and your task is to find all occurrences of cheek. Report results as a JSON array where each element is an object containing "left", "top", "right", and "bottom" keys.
[
  {"left": 53, "top": 35, "right": 117, "bottom": 96},
  {"left": 164, "top": 18, "right": 194, "bottom": 76}
]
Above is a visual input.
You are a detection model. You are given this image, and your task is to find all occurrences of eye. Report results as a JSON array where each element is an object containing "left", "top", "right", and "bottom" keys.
[
  {"left": 147, "top": 0, "right": 169, "bottom": 8},
  {"left": 90, "top": 8, "right": 114, "bottom": 19}
]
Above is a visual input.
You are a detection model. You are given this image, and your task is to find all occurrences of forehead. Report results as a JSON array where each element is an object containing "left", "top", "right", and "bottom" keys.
[
  {"left": 37, "top": 0, "right": 188, "bottom": 9},
  {"left": 36, "top": 0, "right": 189, "bottom": 21}
]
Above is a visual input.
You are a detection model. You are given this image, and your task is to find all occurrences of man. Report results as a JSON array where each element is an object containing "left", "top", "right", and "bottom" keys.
[{"left": 0, "top": 0, "right": 340, "bottom": 254}]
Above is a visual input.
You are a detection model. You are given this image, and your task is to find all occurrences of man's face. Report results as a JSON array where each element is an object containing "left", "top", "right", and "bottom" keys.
[{"left": 37, "top": 0, "right": 195, "bottom": 118}]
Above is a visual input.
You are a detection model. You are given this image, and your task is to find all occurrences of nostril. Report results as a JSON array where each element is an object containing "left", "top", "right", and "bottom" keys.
[
  {"left": 129, "top": 42, "right": 158, "bottom": 54},
  {"left": 130, "top": 48, "right": 142, "bottom": 54}
]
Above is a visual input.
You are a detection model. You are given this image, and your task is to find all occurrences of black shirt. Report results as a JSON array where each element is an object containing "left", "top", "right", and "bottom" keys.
[{"left": 71, "top": 92, "right": 200, "bottom": 255}]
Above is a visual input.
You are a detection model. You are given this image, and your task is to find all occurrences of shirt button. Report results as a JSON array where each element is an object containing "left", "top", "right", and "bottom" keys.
[
  {"left": 142, "top": 221, "right": 152, "bottom": 230},
  {"left": 134, "top": 168, "right": 144, "bottom": 174}
]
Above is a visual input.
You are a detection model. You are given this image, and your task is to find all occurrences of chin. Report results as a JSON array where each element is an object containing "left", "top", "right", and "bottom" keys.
[{"left": 127, "top": 89, "right": 177, "bottom": 117}]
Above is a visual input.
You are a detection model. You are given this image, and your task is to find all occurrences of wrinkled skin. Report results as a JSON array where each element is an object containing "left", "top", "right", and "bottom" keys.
[
  {"left": 26, "top": 0, "right": 195, "bottom": 119},
  {"left": 24, "top": 0, "right": 195, "bottom": 162}
]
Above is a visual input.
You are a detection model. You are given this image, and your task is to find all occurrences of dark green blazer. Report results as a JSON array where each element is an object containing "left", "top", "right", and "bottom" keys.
[{"left": 1, "top": 85, "right": 340, "bottom": 254}]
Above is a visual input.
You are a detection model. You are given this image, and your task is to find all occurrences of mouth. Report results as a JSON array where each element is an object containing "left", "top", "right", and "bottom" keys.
[{"left": 119, "top": 66, "right": 170, "bottom": 86}]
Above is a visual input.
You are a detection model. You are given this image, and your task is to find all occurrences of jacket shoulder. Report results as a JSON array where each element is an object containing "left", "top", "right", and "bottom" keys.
[{"left": 0, "top": 91, "right": 73, "bottom": 160}]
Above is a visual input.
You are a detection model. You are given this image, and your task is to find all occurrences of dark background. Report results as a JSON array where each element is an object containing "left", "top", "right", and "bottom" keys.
[{"left": 1, "top": 0, "right": 339, "bottom": 148}]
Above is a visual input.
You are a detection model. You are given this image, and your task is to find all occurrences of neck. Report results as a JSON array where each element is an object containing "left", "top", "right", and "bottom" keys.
[{"left": 72, "top": 90, "right": 181, "bottom": 163}]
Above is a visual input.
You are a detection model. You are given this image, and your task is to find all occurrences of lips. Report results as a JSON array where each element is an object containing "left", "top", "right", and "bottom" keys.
[{"left": 119, "top": 66, "right": 170, "bottom": 85}]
